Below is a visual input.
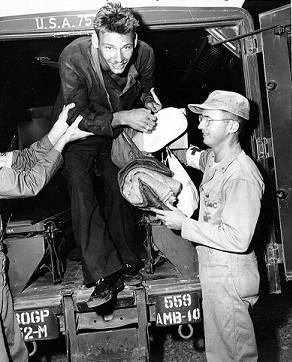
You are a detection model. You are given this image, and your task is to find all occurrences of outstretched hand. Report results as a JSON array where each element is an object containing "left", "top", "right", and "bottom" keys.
[
  {"left": 54, "top": 103, "right": 75, "bottom": 134},
  {"left": 151, "top": 204, "right": 187, "bottom": 230},
  {"left": 51, "top": 106, "right": 94, "bottom": 152},
  {"left": 63, "top": 115, "right": 94, "bottom": 143},
  {"left": 48, "top": 103, "right": 75, "bottom": 145}
]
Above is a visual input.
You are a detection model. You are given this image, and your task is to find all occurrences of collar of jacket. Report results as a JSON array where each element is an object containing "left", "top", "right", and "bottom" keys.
[
  {"left": 208, "top": 144, "right": 243, "bottom": 174},
  {"left": 200, "top": 145, "right": 242, "bottom": 186}
]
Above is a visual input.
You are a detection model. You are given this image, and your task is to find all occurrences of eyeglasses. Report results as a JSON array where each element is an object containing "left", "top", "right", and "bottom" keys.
[{"left": 198, "top": 115, "right": 232, "bottom": 127}]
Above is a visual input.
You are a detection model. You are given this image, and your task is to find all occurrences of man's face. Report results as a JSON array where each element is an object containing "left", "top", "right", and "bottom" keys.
[
  {"left": 197, "top": 109, "right": 233, "bottom": 148},
  {"left": 98, "top": 31, "right": 134, "bottom": 74}
]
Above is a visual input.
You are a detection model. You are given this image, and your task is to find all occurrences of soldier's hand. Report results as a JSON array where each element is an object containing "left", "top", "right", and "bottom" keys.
[
  {"left": 63, "top": 115, "right": 94, "bottom": 143},
  {"left": 54, "top": 103, "right": 75, "bottom": 134},
  {"left": 151, "top": 205, "right": 187, "bottom": 230}
]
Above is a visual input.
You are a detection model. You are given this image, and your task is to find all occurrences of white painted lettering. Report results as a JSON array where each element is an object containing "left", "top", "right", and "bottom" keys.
[
  {"left": 173, "top": 295, "right": 182, "bottom": 308},
  {"left": 31, "top": 311, "right": 41, "bottom": 323},
  {"left": 182, "top": 294, "right": 191, "bottom": 307},
  {"left": 77, "top": 15, "right": 84, "bottom": 27},
  {"left": 21, "top": 312, "right": 30, "bottom": 325},
  {"left": 173, "top": 311, "right": 182, "bottom": 324},
  {"left": 156, "top": 313, "right": 163, "bottom": 325},
  {"left": 35, "top": 18, "right": 44, "bottom": 30},
  {"left": 163, "top": 312, "right": 173, "bottom": 325},
  {"left": 193, "top": 308, "right": 201, "bottom": 321},
  {"left": 83, "top": 15, "right": 92, "bottom": 27},
  {"left": 187, "top": 309, "right": 192, "bottom": 322},
  {"left": 40, "top": 309, "right": 49, "bottom": 322},
  {"left": 24, "top": 326, "right": 33, "bottom": 340},
  {"left": 164, "top": 296, "right": 173, "bottom": 309},
  {"left": 38, "top": 324, "right": 48, "bottom": 338},
  {"left": 62, "top": 17, "right": 71, "bottom": 28},
  {"left": 16, "top": 313, "right": 21, "bottom": 324},
  {"left": 49, "top": 17, "right": 57, "bottom": 29}
]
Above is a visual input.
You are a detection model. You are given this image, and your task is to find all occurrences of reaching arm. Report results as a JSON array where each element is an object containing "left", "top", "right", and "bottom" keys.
[
  {"left": 181, "top": 178, "right": 263, "bottom": 252},
  {"left": 153, "top": 177, "right": 263, "bottom": 253},
  {"left": 0, "top": 144, "right": 62, "bottom": 199},
  {"left": 0, "top": 105, "right": 93, "bottom": 199}
]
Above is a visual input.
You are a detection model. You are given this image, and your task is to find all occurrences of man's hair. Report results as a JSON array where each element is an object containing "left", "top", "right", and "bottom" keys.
[
  {"left": 234, "top": 115, "right": 246, "bottom": 134},
  {"left": 93, "top": 2, "right": 140, "bottom": 36},
  {"left": 221, "top": 110, "right": 246, "bottom": 134}
]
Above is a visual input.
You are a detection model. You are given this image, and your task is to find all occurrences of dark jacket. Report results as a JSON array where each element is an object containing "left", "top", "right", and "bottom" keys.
[{"left": 58, "top": 36, "right": 155, "bottom": 137}]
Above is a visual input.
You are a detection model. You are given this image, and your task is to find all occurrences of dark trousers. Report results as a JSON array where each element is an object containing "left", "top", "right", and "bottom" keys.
[{"left": 63, "top": 136, "right": 141, "bottom": 285}]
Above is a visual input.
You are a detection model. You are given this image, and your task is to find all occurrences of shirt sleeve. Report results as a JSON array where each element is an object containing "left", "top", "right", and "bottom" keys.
[
  {"left": 59, "top": 54, "right": 115, "bottom": 137},
  {"left": 181, "top": 178, "right": 263, "bottom": 252},
  {"left": 11, "top": 135, "right": 54, "bottom": 170},
  {"left": 0, "top": 136, "right": 63, "bottom": 199}
]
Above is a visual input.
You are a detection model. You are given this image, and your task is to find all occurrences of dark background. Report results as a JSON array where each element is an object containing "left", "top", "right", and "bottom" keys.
[{"left": 243, "top": 0, "right": 290, "bottom": 18}]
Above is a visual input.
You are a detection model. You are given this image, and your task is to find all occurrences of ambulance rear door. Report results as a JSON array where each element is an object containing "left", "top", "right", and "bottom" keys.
[{"left": 259, "top": 4, "right": 292, "bottom": 281}]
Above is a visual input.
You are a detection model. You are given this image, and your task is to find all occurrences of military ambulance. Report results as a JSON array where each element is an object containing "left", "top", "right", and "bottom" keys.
[{"left": 0, "top": 0, "right": 290, "bottom": 360}]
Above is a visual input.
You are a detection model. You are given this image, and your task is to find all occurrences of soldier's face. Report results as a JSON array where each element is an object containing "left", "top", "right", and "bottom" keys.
[{"left": 198, "top": 110, "right": 232, "bottom": 148}]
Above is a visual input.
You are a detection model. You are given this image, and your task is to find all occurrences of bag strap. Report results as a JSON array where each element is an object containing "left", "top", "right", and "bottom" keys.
[
  {"left": 90, "top": 40, "right": 114, "bottom": 112},
  {"left": 122, "top": 131, "right": 145, "bottom": 158},
  {"left": 166, "top": 147, "right": 172, "bottom": 158},
  {"left": 90, "top": 37, "right": 144, "bottom": 159}
]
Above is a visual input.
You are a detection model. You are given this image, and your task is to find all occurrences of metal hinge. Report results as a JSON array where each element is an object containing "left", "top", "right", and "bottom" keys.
[
  {"left": 276, "top": 244, "right": 283, "bottom": 264},
  {"left": 265, "top": 241, "right": 283, "bottom": 294},
  {"left": 256, "top": 137, "right": 273, "bottom": 161},
  {"left": 244, "top": 33, "right": 262, "bottom": 55},
  {"left": 266, "top": 243, "right": 283, "bottom": 264},
  {"left": 274, "top": 25, "right": 286, "bottom": 36}
]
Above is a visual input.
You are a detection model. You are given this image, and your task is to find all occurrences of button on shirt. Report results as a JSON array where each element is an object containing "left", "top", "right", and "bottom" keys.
[{"left": 181, "top": 146, "right": 264, "bottom": 253}]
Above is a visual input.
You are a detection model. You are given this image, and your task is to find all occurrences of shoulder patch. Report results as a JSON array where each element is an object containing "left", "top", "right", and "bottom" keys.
[{"left": 190, "top": 146, "right": 202, "bottom": 155}]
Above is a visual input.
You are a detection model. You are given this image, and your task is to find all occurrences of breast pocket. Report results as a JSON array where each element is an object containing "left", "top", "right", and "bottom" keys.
[{"left": 201, "top": 188, "right": 222, "bottom": 222}]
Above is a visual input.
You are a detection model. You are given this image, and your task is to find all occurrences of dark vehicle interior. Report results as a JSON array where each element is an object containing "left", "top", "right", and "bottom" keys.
[
  {"left": 2, "top": 21, "right": 271, "bottom": 297},
  {"left": 0, "top": 26, "right": 246, "bottom": 221}
]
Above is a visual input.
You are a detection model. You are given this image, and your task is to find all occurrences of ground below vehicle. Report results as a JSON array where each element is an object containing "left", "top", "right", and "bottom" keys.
[{"left": 0, "top": 1, "right": 291, "bottom": 361}]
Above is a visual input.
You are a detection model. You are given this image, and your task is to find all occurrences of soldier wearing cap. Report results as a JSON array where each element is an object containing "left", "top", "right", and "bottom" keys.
[{"left": 152, "top": 90, "right": 264, "bottom": 362}]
